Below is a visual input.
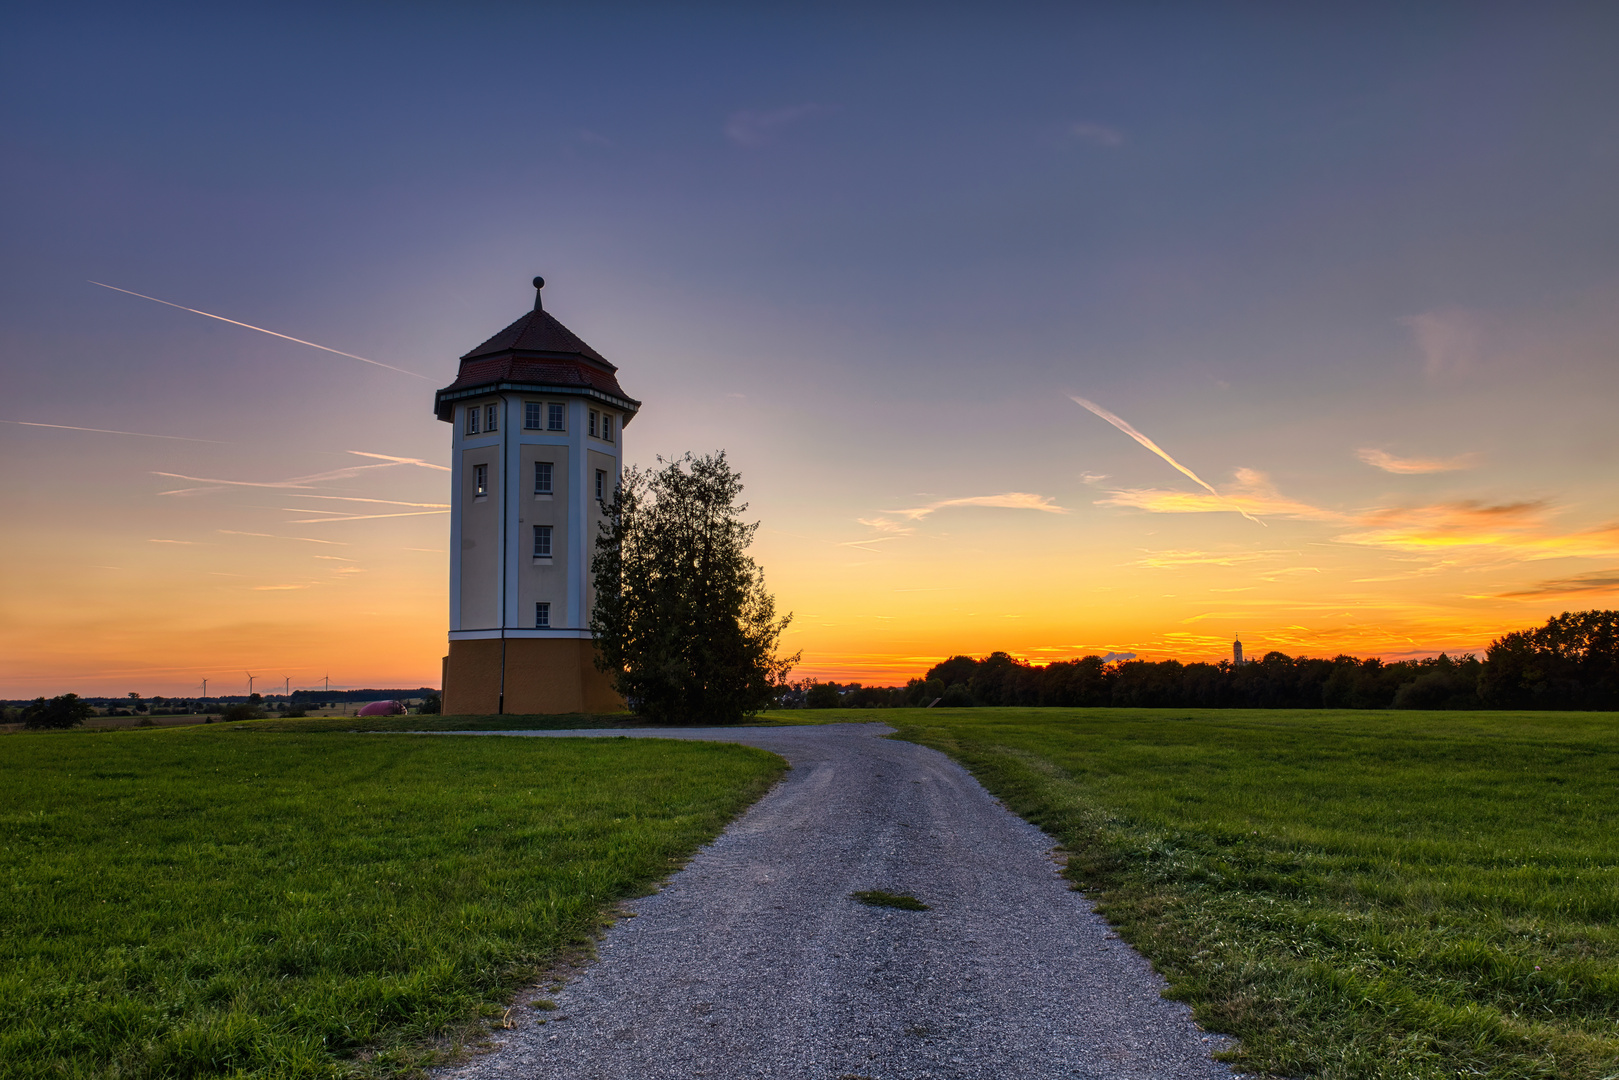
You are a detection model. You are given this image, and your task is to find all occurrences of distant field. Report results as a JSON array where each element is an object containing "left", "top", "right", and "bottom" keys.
[
  {"left": 0, "top": 727, "right": 784, "bottom": 1079},
  {"left": 817, "top": 707, "right": 1619, "bottom": 1080}
]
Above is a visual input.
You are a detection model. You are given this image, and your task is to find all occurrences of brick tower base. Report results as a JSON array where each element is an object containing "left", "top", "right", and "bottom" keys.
[{"left": 441, "top": 638, "right": 625, "bottom": 716}]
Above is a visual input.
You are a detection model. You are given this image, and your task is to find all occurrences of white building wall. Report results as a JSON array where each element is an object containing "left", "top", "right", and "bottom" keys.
[{"left": 449, "top": 392, "right": 623, "bottom": 642}]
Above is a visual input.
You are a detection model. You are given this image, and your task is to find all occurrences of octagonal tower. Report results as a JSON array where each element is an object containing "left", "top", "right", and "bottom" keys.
[{"left": 434, "top": 277, "right": 640, "bottom": 714}]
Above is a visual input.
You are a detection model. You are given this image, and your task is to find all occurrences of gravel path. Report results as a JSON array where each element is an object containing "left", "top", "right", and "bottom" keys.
[{"left": 437, "top": 722, "right": 1238, "bottom": 1080}]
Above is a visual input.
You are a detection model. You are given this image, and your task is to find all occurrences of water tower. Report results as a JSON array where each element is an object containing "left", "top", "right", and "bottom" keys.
[{"left": 433, "top": 277, "right": 640, "bottom": 714}]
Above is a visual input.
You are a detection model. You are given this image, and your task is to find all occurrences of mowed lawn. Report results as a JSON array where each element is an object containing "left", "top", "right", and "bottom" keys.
[
  {"left": 0, "top": 728, "right": 784, "bottom": 1079},
  {"left": 851, "top": 707, "right": 1619, "bottom": 1080}
]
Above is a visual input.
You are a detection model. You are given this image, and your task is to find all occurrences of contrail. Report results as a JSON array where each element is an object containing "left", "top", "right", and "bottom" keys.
[
  {"left": 1071, "top": 395, "right": 1263, "bottom": 525},
  {"left": 347, "top": 450, "right": 451, "bottom": 471},
  {"left": 2, "top": 419, "right": 225, "bottom": 443},
  {"left": 89, "top": 281, "right": 430, "bottom": 380},
  {"left": 287, "top": 509, "right": 451, "bottom": 523},
  {"left": 284, "top": 494, "right": 450, "bottom": 508}
]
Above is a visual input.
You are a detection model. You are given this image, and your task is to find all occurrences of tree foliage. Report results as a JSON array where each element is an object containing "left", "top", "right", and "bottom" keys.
[
  {"left": 591, "top": 451, "right": 798, "bottom": 724},
  {"left": 1481, "top": 609, "right": 1619, "bottom": 709},
  {"left": 782, "top": 613, "right": 1619, "bottom": 711},
  {"left": 20, "top": 694, "right": 93, "bottom": 730}
]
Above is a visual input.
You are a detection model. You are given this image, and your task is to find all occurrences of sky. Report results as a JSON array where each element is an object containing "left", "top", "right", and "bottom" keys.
[{"left": 3, "top": 2, "right": 1618, "bottom": 697}]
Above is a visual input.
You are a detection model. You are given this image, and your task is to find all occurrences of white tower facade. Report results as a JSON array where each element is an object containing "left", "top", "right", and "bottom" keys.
[{"left": 434, "top": 277, "right": 640, "bottom": 714}]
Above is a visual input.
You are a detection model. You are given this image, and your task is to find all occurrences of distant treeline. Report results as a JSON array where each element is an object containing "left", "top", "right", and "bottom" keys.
[
  {"left": 2, "top": 690, "right": 436, "bottom": 709},
  {"left": 786, "top": 610, "right": 1619, "bottom": 711},
  {"left": 287, "top": 689, "right": 436, "bottom": 704}
]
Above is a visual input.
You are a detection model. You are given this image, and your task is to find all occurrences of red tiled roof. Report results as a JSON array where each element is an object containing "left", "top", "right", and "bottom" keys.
[
  {"left": 438, "top": 355, "right": 633, "bottom": 400},
  {"left": 434, "top": 295, "right": 639, "bottom": 421},
  {"left": 460, "top": 307, "right": 612, "bottom": 365}
]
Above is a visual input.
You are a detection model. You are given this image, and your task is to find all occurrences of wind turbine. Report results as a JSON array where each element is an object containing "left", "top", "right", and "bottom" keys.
[
  {"left": 282, "top": 675, "right": 290, "bottom": 696},
  {"left": 246, "top": 672, "right": 255, "bottom": 696},
  {"left": 200, "top": 677, "right": 207, "bottom": 698}
]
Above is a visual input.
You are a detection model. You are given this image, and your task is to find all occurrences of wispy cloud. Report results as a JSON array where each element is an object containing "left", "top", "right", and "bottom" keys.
[
  {"left": 856, "top": 517, "right": 916, "bottom": 536},
  {"left": 724, "top": 104, "right": 825, "bottom": 146},
  {"left": 156, "top": 463, "right": 397, "bottom": 495},
  {"left": 156, "top": 451, "right": 447, "bottom": 496},
  {"left": 1495, "top": 570, "right": 1619, "bottom": 599},
  {"left": 1357, "top": 448, "right": 1479, "bottom": 474},
  {"left": 346, "top": 451, "right": 451, "bottom": 472},
  {"left": 1130, "top": 548, "right": 1298, "bottom": 569},
  {"left": 2, "top": 419, "right": 225, "bottom": 443},
  {"left": 1340, "top": 503, "right": 1619, "bottom": 562},
  {"left": 1072, "top": 396, "right": 1262, "bottom": 524},
  {"left": 891, "top": 492, "right": 1068, "bottom": 521},
  {"left": 147, "top": 538, "right": 201, "bottom": 545},
  {"left": 252, "top": 583, "right": 315, "bottom": 591},
  {"left": 284, "top": 494, "right": 450, "bottom": 508},
  {"left": 1403, "top": 307, "right": 1484, "bottom": 381},
  {"left": 89, "top": 281, "right": 429, "bottom": 379},
  {"left": 218, "top": 530, "right": 346, "bottom": 545},
  {"left": 1068, "top": 121, "right": 1123, "bottom": 146},
  {"left": 287, "top": 510, "right": 450, "bottom": 524},
  {"left": 1104, "top": 471, "right": 1619, "bottom": 566},
  {"left": 849, "top": 492, "right": 1066, "bottom": 545},
  {"left": 1100, "top": 468, "right": 1336, "bottom": 522},
  {"left": 838, "top": 536, "right": 904, "bottom": 550}
]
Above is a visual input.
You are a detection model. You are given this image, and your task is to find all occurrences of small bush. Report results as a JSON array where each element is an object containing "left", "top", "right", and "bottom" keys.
[
  {"left": 220, "top": 704, "right": 263, "bottom": 722},
  {"left": 418, "top": 694, "right": 442, "bottom": 715},
  {"left": 21, "top": 694, "right": 93, "bottom": 730},
  {"left": 804, "top": 683, "right": 840, "bottom": 709}
]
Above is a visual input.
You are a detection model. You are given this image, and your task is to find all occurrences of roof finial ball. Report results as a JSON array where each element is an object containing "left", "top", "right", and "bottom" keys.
[{"left": 532, "top": 276, "right": 545, "bottom": 312}]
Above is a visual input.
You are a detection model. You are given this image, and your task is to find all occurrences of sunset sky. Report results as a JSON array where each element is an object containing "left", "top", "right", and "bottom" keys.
[{"left": 4, "top": 4, "right": 1618, "bottom": 697}]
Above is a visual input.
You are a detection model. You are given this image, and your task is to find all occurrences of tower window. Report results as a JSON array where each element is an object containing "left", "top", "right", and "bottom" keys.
[
  {"left": 533, "top": 525, "right": 552, "bottom": 558},
  {"left": 524, "top": 402, "right": 542, "bottom": 430},
  {"left": 474, "top": 463, "right": 488, "bottom": 497},
  {"left": 547, "top": 403, "right": 565, "bottom": 431},
  {"left": 465, "top": 407, "right": 479, "bottom": 435},
  {"left": 588, "top": 409, "right": 599, "bottom": 437},
  {"left": 535, "top": 602, "right": 550, "bottom": 628},
  {"left": 534, "top": 461, "right": 553, "bottom": 494},
  {"left": 601, "top": 413, "right": 614, "bottom": 443},
  {"left": 595, "top": 469, "right": 605, "bottom": 501},
  {"left": 485, "top": 404, "right": 499, "bottom": 432}
]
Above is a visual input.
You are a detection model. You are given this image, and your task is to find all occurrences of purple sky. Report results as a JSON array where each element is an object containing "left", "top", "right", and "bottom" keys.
[{"left": 4, "top": 4, "right": 1618, "bottom": 696}]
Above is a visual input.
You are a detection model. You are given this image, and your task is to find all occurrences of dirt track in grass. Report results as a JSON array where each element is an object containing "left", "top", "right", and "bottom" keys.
[{"left": 438, "top": 722, "right": 1237, "bottom": 1080}]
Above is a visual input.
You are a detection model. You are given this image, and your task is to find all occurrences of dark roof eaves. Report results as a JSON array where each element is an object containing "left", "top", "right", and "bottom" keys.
[
  {"left": 459, "top": 346, "right": 619, "bottom": 372},
  {"left": 434, "top": 380, "right": 641, "bottom": 421}
]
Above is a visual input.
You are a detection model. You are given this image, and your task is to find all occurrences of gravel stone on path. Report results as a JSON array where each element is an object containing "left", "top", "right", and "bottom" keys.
[{"left": 436, "top": 722, "right": 1240, "bottom": 1080}]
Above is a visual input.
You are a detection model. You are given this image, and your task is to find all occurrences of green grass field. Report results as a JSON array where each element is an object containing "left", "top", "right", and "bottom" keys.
[
  {"left": 245, "top": 712, "right": 645, "bottom": 733},
  {"left": 244, "top": 712, "right": 814, "bottom": 733},
  {"left": 0, "top": 727, "right": 784, "bottom": 1079},
  {"left": 810, "top": 706, "right": 1619, "bottom": 1080}
]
